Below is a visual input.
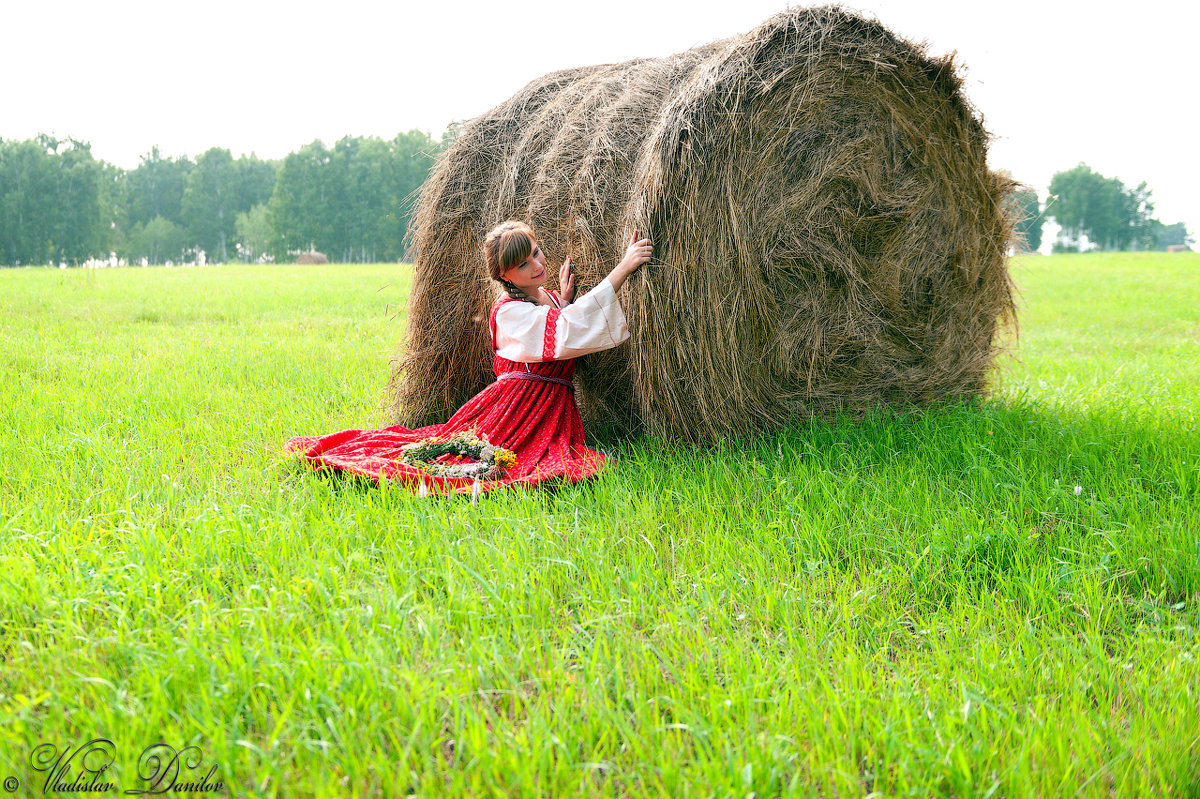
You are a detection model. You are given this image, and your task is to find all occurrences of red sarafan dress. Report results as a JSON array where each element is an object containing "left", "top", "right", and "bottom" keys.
[{"left": 284, "top": 279, "right": 628, "bottom": 495}]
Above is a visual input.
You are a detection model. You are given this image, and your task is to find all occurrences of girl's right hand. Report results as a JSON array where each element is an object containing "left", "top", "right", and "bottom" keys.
[{"left": 619, "top": 229, "right": 653, "bottom": 274}]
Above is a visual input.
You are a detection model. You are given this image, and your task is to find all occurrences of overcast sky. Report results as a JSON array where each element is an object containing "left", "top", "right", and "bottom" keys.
[{"left": 3, "top": 0, "right": 1197, "bottom": 250}]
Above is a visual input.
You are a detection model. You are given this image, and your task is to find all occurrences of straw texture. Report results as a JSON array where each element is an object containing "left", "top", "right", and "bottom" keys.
[{"left": 387, "top": 5, "right": 1016, "bottom": 442}]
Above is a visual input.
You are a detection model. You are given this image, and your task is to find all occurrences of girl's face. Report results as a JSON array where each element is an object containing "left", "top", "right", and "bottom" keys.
[{"left": 500, "top": 239, "right": 547, "bottom": 292}]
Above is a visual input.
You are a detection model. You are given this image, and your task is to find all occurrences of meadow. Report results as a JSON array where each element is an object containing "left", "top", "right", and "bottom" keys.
[{"left": 1, "top": 252, "right": 1197, "bottom": 797}]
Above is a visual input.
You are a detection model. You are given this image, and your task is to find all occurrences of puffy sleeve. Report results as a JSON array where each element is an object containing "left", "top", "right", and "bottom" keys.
[{"left": 493, "top": 278, "right": 629, "bottom": 363}]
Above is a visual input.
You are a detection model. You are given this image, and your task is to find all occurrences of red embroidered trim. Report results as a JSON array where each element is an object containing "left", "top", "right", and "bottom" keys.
[
  {"left": 542, "top": 309, "right": 560, "bottom": 361},
  {"left": 489, "top": 298, "right": 519, "bottom": 352}
]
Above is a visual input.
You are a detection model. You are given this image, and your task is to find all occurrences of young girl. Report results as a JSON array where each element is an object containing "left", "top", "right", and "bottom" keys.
[{"left": 285, "top": 221, "right": 653, "bottom": 495}]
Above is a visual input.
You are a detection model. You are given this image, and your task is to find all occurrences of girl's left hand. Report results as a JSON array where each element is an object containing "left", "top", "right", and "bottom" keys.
[{"left": 558, "top": 256, "right": 576, "bottom": 303}]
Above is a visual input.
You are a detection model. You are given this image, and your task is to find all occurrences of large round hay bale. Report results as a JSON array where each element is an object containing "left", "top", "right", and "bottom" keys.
[
  {"left": 296, "top": 251, "right": 329, "bottom": 265},
  {"left": 388, "top": 6, "right": 1015, "bottom": 442}
]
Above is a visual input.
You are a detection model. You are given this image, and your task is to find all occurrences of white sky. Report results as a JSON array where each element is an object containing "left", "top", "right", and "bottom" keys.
[{"left": 3, "top": 0, "right": 1197, "bottom": 250}]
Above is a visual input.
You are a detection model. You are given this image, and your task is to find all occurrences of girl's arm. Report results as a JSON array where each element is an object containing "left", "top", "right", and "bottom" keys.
[
  {"left": 556, "top": 230, "right": 652, "bottom": 303},
  {"left": 604, "top": 229, "right": 653, "bottom": 293},
  {"left": 494, "top": 279, "right": 628, "bottom": 362}
]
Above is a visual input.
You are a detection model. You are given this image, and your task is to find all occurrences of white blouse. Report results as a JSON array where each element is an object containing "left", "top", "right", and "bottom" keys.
[{"left": 493, "top": 277, "right": 630, "bottom": 363}]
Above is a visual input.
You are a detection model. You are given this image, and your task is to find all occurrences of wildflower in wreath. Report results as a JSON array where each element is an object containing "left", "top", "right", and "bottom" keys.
[{"left": 399, "top": 429, "right": 518, "bottom": 480}]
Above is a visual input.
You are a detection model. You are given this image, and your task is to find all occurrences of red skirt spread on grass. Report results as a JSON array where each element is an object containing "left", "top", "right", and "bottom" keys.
[{"left": 284, "top": 297, "right": 606, "bottom": 495}]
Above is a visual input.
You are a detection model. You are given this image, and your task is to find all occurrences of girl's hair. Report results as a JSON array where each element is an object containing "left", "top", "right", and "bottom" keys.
[{"left": 484, "top": 220, "right": 539, "bottom": 304}]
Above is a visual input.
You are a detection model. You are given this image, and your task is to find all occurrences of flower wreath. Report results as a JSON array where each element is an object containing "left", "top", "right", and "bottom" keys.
[{"left": 398, "top": 429, "right": 517, "bottom": 481}]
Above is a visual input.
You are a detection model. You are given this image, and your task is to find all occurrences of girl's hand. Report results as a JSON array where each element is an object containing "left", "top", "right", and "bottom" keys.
[
  {"left": 619, "top": 229, "right": 653, "bottom": 275},
  {"left": 602, "top": 229, "right": 654, "bottom": 295},
  {"left": 558, "top": 255, "right": 576, "bottom": 303}
]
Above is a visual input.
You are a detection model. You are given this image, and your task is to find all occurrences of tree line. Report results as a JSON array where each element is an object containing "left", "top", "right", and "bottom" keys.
[
  {"left": 0, "top": 131, "right": 445, "bottom": 267},
  {"left": 2, "top": 136, "right": 1192, "bottom": 266},
  {"left": 1006, "top": 164, "right": 1192, "bottom": 254}
]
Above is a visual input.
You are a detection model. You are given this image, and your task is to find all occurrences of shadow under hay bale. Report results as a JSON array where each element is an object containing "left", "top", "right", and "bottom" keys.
[{"left": 388, "top": 5, "right": 1016, "bottom": 443}]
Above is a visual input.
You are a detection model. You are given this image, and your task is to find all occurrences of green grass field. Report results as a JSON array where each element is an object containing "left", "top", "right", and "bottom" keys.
[{"left": 1, "top": 253, "right": 1197, "bottom": 797}]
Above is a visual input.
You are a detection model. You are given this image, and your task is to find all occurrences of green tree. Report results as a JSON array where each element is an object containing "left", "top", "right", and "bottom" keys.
[
  {"left": 124, "top": 147, "right": 193, "bottom": 230},
  {"left": 234, "top": 203, "right": 274, "bottom": 263},
  {"left": 0, "top": 135, "right": 108, "bottom": 266},
  {"left": 1124, "top": 181, "right": 1157, "bottom": 250},
  {"left": 331, "top": 130, "right": 442, "bottom": 262},
  {"left": 1048, "top": 164, "right": 1156, "bottom": 251},
  {"left": 1145, "top": 220, "right": 1192, "bottom": 250},
  {"left": 266, "top": 131, "right": 441, "bottom": 263},
  {"left": 1003, "top": 186, "right": 1043, "bottom": 253},
  {"left": 98, "top": 159, "right": 127, "bottom": 259},
  {"left": 389, "top": 129, "right": 443, "bottom": 261},
  {"left": 334, "top": 135, "right": 385, "bottom": 262},
  {"left": 268, "top": 140, "right": 334, "bottom": 260},
  {"left": 182, "top": 148, "right": 238, "bottom": 262},
  {"left": 0, "top": 137, "right": 56, "bottom": 265},
  {"left": 122, "top": 215, "right": 184, "bottom": 265},
  {"left": 235, "top": 154, "right": 277, "bottom": 213},
  {"left": 52, "top": 139, "right": 108, "bottom": 264}
]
